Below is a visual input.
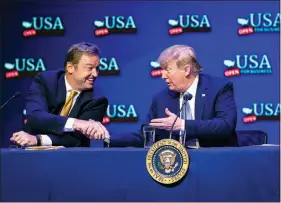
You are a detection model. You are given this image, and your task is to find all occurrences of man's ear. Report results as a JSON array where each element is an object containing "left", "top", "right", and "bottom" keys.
[
  {"left": 66, "top": 62, "right": 75, "bottom": 74},
  {"left": 184, "top": 66, "right": 191, "bottom": 77}
]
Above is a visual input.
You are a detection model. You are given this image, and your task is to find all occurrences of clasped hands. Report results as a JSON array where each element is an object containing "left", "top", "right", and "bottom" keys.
[
  {"left": 73, "top": 119, "right": 110, "bottom": 140},
  {"left": 149, "top": 108, "right": 183, "bottom": 131}
]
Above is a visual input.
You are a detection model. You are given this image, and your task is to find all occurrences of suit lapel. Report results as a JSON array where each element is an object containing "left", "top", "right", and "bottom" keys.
[
  {"left": 56, "top": 73, "right": 67, "bottom": 113},
  {"left": 195, "top": 74, "right": 208, "bottom": 120},
  {"left": 168, "top": 90, "right": 180, "bottom": 115},
  {"left": 68, "top": 89, "right": 93, "bottom": 118}
]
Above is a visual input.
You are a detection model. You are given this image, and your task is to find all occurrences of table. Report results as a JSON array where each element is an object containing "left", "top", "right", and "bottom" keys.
[{"left": 1, "top": 146, "right": 280, "bottom": 202}]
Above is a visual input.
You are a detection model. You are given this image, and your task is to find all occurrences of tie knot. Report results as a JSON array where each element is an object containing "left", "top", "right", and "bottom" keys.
[
  {"left": 182, "top": 92, "right": 192, "bottom": 101},
  {"left": 70, "top": 90, "right": 78, "bottom": 98}
]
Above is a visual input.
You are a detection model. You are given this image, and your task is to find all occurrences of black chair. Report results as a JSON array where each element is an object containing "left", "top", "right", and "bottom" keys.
[{"left": 236, "top": 130, "right": 268, "bottom": 146}]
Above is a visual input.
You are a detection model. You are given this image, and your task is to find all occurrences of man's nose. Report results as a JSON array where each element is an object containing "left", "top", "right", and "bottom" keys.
[
  {"left": 92, "top": 68, "right": 98, "bottom": 77},
  {"left": 161, "top": 71, "right": 167, "bottom": 79}
]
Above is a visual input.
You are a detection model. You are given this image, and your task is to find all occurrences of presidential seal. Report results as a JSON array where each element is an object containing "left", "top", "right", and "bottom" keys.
[{"left": 146, "top": 139, "right": 189, "bottom": 185}]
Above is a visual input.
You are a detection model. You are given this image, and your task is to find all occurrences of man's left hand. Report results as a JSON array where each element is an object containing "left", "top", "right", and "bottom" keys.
[
  {"left": 149, "top": 108, "right": 182, "bottom": 131},
  {"left": 10, "top": 131, "right": 37, "bottom": 147}
]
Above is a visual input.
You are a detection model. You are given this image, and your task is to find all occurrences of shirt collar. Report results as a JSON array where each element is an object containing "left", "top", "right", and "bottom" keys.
[
  {"left": 184, "top": 75, "right": 199, "bottom": 98},
  {"left": 65, "top": 76, "right": 81, "bottom": 95}
]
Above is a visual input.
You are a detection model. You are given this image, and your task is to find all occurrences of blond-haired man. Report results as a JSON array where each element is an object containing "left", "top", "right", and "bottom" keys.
[
  {"left": 148, "top": 45, "right": 238, "bottom": 147},
  {"left": 101, "top": 45, "right": 238, "bottom": 148}
]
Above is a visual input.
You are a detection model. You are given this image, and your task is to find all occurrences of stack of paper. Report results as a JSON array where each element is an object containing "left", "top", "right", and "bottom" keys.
[{"left": 25, "top": 146, "right": 65, "bottom": 150}]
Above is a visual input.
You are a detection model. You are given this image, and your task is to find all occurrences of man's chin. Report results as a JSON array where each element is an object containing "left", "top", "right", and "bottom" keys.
[
  {"left": 81, "top": 84, "right": 93, "bottom": 91},
  {"left": 86, "top": 85, "right": 93, "bottom": 89},
  {"left": 167, "top": 85, "right": 174, "bottom": 90}
]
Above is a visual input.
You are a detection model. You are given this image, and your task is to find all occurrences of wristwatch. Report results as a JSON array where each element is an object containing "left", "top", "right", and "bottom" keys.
[{"left": 36, "top": 135, "right": 42, "bottom": 146}]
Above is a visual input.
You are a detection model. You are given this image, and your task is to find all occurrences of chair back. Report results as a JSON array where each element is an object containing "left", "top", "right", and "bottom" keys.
[{"left": 236, "top": 130, "right": 268, "bottom": 146}]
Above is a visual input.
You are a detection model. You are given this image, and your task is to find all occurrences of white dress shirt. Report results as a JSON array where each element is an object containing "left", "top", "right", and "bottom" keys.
[
  {"left": 180, "top": 75, "right": 199, "bottom": 130},
  {"left": 40, "top": 76, "right": 80, "bottom": 146}
]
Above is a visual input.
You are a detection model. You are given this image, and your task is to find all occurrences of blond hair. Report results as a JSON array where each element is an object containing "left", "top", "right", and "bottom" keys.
[{"left": 157, "top": 45, "right": 202, "bottom": 73}]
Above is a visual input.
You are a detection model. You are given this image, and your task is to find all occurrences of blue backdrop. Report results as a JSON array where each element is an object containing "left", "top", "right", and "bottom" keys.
[{"left": 1, "top": 0, "right": 280, "bottom": 147}]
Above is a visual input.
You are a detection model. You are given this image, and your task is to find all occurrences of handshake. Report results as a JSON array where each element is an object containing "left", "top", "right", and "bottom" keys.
[
  {"left": 73, "top": 119, "right": 110, "bottom": 143},
  {"left": 10, "top": 118, "right": 110, "bottom": 148}
]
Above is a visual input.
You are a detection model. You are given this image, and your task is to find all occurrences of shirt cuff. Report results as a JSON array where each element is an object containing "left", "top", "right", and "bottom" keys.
[
  {"left": 104, "top": 135, "right": 110, "bottom": 147},
  {"left": 40, "top": 135, "right": 52, "bottom": 146},
  {"left": 181, "top": 119, "right": 185, "bottom": 131},
  {"left": 64, "top": 118, "right": 75, "bottom": 132},
  {"left": 104, "top": 136, "right": 110, "bottom": 143}
]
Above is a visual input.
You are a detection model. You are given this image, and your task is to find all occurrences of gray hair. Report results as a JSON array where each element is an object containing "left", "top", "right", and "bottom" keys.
[
  {"left": 64, "top": 42, "right": 100, "bottom": 68},
  {"left": 157, "top": 45, "right": 202, "bottom": 73}
]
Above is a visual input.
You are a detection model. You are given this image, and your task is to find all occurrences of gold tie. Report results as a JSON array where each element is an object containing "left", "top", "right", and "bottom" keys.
[{"left": 60, "top": 90, "right": 78, "bottom": 116}]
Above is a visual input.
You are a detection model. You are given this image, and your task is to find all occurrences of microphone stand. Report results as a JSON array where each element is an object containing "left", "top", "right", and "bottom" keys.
[
  {"left": 169, "top": 100, "right": 188, "bottom": 140},
  {"left": 0, "top": 92, "right": 21, "bottom": 110}
]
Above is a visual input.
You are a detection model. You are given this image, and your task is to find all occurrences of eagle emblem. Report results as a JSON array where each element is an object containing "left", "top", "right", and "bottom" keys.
[
  {"left": 159, "top": 150, "right": 179, "bottom": 173},
  {"left": 146, "top": 139, "right": 189, "bottom": 185}
]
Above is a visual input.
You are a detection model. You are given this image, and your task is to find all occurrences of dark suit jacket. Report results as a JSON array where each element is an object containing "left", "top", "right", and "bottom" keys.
[
  {"left": 111, "top": 73, "right": 238, "bottom": 147},
  {"left": 23, "top": 70, "right": 108, "bottom": 147}
]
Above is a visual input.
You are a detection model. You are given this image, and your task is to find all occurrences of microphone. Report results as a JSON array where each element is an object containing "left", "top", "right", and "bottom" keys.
[
  {"left": 169, "top": 92, "right": 193, "bottom": 140},
  {"left": 0, "top": 92, "right": 21, "bottom": 110}
]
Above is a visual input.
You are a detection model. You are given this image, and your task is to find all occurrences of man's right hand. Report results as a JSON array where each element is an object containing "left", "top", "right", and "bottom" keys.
[{"left": 73, "top": 119, "right": 108, "bottom": 140}]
